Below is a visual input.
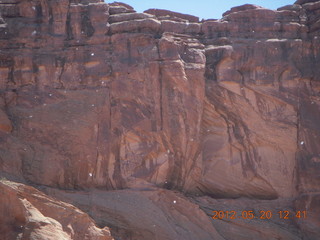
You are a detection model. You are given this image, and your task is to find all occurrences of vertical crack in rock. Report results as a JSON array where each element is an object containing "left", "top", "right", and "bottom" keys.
[
  {"left": 55, "top": 56, "right": 66, "bottom": 88},
  {"left": 47, "top": 2, "right": 54, "bottom": 34},
  {"left": 113, "top": 140, "right": 126, "bottom": 189},
  {"left": 0, "top": 0, "right": 319, "bottom": 239},
  {"left": 156, "top": 39, "right": 164, "bottom": 131},
  {"left": 35, "top": 2, "right": 43, "bottom": 20},
  {"left": 66, "top": 3, "right": 74, "bottom": 40},
  {"left": 80, "top": 6, "right": 94, "bottom": 37},
  {"left": 7, "top": 57, "right": 14, "bottom": 86},
  {"left": 32, "top": 57, "right": 39, "bottom": 89},
  {"left": 296, "top": 80, "right": 302, "bottom": 193}
]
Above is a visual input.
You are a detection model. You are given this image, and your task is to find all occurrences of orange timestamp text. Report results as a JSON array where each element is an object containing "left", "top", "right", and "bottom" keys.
[{"left": 211, "top": 210, "right": 307, "bottom": 220}]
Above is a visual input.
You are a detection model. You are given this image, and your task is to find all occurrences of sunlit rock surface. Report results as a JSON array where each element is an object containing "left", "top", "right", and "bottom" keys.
[
  {"left": 0, "top": 0, "right": 319, "bottom": 239},
  {"left": 0, "top": 180, "right": 113, "bottom": 240}
]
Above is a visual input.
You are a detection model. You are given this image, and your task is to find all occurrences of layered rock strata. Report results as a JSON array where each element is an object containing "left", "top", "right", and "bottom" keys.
[{"left": 0, "top": 0, "right": 319, "bottom": 239}]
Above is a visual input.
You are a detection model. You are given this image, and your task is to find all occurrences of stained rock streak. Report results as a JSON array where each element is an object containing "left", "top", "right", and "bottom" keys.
[{"left": 0, "top": 0, "right": 319, "bottom": 239}]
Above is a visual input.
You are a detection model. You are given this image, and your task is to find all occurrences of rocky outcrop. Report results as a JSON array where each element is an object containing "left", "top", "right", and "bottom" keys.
[
  {"left": 0, "top": 179, "right": 113, "bottom": 240},
  {"left": 0, "top": 0, "right": 319, "bottom": 239},
  {"left": 45, "top": 186, "right": 225, "bottom": 240}
]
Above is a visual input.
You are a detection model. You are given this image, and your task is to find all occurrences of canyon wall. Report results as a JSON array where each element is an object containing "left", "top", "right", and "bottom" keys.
[{"left": 0, "top": 0, "right": 319, "bottom": 239}]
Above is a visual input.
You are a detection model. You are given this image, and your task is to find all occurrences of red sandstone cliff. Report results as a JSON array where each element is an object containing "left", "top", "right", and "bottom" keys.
[{"left": 0, "top": 0, "right": 319, "bottom": 239}]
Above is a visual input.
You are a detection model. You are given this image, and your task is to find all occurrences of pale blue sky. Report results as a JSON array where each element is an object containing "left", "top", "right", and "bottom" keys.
[{"left": 107, "top": 0, "right": 295, "bottom": 20}]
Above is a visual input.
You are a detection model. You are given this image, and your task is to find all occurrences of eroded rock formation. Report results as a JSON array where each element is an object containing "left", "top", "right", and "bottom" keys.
[
  {"left": 0, "top": 0, "right": 319, "bottom": 239},
  {"left": 0, "top": 180, "right": 113, "bottom": 240}
]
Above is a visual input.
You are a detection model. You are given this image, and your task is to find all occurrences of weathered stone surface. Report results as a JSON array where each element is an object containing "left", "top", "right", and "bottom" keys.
[
  {"left": 108, "top": 2, "right": 135, "bottom": 15},
  {"left": 295, "top": 193, "right": 320, "bottom": 239},
  {"left": 2, "top": 88, "right": 116, "bottom": 189},
  {"left": 144, "top": 8, "right": 199, "bottom": 22},
  {"left": 194, "top": 82, "right": 297, "bottom": 199},
  {"left": 202, "top": 8, "right": 308, "bottom": 39},
  {"left": 0, "top": 108, "right": 12, "bottom": 133},
  {"left": 108, "top": 12, "right": 153, "bottom": 24},
  {"left": 295, "top": 0, "right": 319, "bottom": 4},
  {"left": 161, "top": 20, "right": 201, "bottom": 34},
  {"left": 45, "top": 186, "right": 225, "bottom": 240},
  {"left": 222, "top": 4, "right": 263, "bottom": 16},
  {"left": 193, "top": 196, "right": 306, "bottom": 240},
  {"left": 0, "top": 0, "right": 320, "bottom": 239},
  {"left": 297, "top": 0, "right": 320, "bottom": 36},
  {"left": 109, "top": 18, "right": 161, "bottom": 34},
  {"left": 0, "top": 179, "right": 113, "bottom": 240}
]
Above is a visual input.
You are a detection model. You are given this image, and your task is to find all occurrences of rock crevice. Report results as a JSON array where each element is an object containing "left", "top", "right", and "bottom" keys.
[{"left": 0, "top": 0, "right": 320, "bottom": 239}]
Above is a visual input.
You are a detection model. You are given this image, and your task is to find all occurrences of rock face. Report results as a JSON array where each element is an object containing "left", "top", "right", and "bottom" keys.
[
  {"left": 45, "top": 186, "right": 225, "bottom": 240},
  {"left": 0, "top": 179, "right": 113, "bottom": 240},
  {"left": 0, "top": 0, "right": 319, "bottom": 239}
]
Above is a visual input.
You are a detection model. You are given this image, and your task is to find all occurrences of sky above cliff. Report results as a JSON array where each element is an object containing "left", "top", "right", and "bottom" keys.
[{"left": 109, "top": 0, "right": 295, "bottom": 19}]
